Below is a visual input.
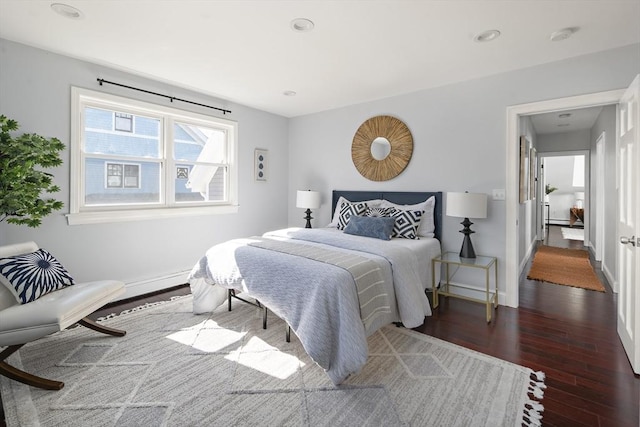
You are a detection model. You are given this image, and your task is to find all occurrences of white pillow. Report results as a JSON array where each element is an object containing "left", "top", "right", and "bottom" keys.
[
  {"left": 328, "top": 197, "right": 383, "bottom": 227},
  {"left": 380, "top": 196, "right": 436, "bottom": 238}
]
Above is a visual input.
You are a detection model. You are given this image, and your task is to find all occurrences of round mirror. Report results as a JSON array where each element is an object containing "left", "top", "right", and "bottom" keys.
[
  {"left": 371, "top": 137, "right": 391, "bottom": 160},
  {"left": 352, "top": 115, "right": 413, "bottom": 181}
]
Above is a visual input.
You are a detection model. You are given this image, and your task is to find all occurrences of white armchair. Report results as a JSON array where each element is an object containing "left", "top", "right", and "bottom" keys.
[{"left": 0, "top": 241, "right": 126, "bottom": 390}]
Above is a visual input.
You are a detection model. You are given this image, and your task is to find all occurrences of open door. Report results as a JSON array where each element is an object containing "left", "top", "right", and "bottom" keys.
[
  {"left": 617, "top": 74, "right": 640, "bottom": 375},
  {"left": 538, "top": 158, "right": 547, "bottom": 241}
]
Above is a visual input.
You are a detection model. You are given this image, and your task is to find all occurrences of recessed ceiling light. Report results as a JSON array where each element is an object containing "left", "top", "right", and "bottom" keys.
[
  {"left": 550, "top": 27, "right": 579, "bottom": 42},
  {"left": 558, "top": 113, "right": 572, "bottom": 118},
  {"left": 283, "top": 90, "right": 297, "bottom": 97},
  {"left": 50, "top": 3, "right": 83, "bottom": 19},
  {"left": 473, "top": 30, "right": 501, "bottom": 43},
  {"left": 290, "top": 18, "right": 314, "bottom": 32}
]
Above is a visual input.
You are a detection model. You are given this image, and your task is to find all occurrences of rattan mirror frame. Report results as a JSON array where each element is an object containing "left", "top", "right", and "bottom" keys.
[{"left": 351, "top": 115, "right": 413, "bottom": 181}]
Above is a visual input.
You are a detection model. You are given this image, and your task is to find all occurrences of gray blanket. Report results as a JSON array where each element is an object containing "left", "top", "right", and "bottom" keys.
[
  {"left": 188, "top": 228, "right": 431, "bottom": 384},
  {"left": 249, "top": 237, "right": 391, "bottom": 331}
]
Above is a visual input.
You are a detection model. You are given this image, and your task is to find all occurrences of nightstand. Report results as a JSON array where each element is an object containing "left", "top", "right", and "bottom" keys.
[{"left": 432, "top": 252, "right": 498, "bottom": 322}]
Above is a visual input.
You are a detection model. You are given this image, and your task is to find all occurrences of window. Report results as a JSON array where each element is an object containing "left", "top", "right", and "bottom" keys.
[
  {"left": 114, "top": 112, "right": 133, "bottom": 132},
  {"left": 105, "top": 163, "right": 140, "bottom": 189},
  {"left": 68, "top": 87, "right": 238, "bottom": 225}
]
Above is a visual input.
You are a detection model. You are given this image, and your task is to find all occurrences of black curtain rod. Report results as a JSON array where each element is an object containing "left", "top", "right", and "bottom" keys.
[{"left": 97, "top": 78, "right": 232, "bottom": 115}]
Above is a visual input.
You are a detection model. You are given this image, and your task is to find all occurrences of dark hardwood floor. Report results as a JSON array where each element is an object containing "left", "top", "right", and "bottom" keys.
[
  {"left": 418, "top": 225, "right": 639, "bottom": 427},
  {"left": 2, "top": 225, "right": 638, "bottom": 426}
]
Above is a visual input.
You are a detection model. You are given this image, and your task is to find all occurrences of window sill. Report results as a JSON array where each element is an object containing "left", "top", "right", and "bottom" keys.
[{"left": 66, "top": 205, "right": 239, "bottom": 225}]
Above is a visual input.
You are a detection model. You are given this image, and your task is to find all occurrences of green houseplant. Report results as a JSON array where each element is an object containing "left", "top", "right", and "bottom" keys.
[
  {"left": 0, "top": 115, "right": 65, "bottom": 227},
  {"left": 545, "top": 184, "right": 558, "bottom": 195}
]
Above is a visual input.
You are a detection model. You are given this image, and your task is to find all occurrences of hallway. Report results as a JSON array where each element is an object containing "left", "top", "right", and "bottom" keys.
[{"left": 544, "top": 224, "right": 585, "bottom": 250}]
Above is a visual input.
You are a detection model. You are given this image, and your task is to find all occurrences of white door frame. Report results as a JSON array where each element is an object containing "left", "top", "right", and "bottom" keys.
[{"left": 505, "top": 89, "right": 624, "bottom": 307}]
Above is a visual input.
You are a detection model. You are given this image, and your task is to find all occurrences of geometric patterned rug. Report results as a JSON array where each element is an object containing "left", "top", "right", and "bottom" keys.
[{"left": 1, "top": 295, "right": 545, "bottom": 426}]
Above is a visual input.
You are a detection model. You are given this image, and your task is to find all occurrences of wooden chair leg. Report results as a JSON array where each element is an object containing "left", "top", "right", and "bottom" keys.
[
  {"left": 0, "top": 345, "right": 64, "bottom": 390},
  {"left": 78, "top": 317, "right": 126, "bottom": 337}
]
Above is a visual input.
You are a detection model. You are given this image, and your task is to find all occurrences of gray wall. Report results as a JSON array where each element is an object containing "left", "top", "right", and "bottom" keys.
[
  {"left": 537, "top": 129, "right": 591, "bottom": 152},
  {"left": 518, "top": 116, "right": 538, "bottom": 265},
  {"left": 287, "top": 44, "right": 640, "bottom": 296},
  {"left": 2, "top": 37, "right": 638, "bottom": 302},
  {"left": 0, "top": 39, "right": 289, "bottom": 298},
  {"left": 589, "top": 104, "right": 617, "bottom": 283}
]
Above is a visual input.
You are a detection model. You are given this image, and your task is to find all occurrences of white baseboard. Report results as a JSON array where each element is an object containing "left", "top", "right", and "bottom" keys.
[
  {"left": 119, "top": 270, "right": 190, "bottom": 301},
  {"left": 519, "top": 239, "right": 537, "bottom": 275},
  {"left": 602, "top": 262, "right": 617, "bottom": 293}
]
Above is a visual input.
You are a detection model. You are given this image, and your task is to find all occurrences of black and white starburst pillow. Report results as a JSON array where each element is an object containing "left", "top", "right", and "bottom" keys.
[
  {"left": 0, "top": 249, "right": 75, "bottom": 304},
  {"left": 364, "top": 207, "right": 395, "bottom": 218}
]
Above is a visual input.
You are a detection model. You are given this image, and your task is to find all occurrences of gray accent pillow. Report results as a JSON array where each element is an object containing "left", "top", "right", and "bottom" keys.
[{"left": 343, "top": 215, "right": 395, "bottom": 240}]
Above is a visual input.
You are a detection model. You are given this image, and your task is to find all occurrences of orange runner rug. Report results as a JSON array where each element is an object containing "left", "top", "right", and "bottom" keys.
[{"left": 527, "top": 246, "right": 605, "bottom": 292}]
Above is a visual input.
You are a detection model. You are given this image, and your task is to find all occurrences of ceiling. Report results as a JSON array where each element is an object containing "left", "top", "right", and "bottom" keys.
[
  {"left": 0, "top": 1, "right": 638, "bottom": 118},
  {"left": 530, "top": 106, "right": 605, "bottom": 135}
]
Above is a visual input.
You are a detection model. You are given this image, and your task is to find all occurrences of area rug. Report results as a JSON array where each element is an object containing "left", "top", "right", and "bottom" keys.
[
  {"left": 527, "top": 246, "right": 605, "bottom": 292},
  {"left": 561, "top": 227, "right": 584, "bottom": 241},
  {"left": 1, "top": 295, "right": 545, "bottom": 426}
]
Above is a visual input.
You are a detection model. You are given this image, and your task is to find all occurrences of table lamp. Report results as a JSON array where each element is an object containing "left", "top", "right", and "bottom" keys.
[
  {"left": 446, "top": 192, "right": 488, "bottom": 259},
  {"left": 296, "top": 190, "right": 321, "bottom": 228}
]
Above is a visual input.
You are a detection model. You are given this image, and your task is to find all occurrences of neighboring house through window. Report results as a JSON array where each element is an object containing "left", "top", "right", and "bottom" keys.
[{"left": 68, "top": 87, "right": 238, "bottom": 224}]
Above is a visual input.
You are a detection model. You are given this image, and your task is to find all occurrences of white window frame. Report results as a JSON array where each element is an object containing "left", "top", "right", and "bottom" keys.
[{"left": 68, "top": 87, "right": 238, "bottom": 225}]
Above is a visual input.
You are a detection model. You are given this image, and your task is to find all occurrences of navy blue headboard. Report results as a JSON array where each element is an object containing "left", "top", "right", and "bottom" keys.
[{"left": 332, "top": 190, "right": 443, "bottom": 241}]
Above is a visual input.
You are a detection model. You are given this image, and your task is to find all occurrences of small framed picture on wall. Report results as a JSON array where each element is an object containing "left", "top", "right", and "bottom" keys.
[{"left": 255, "top": 148, "right": 268, "bottom": 181}]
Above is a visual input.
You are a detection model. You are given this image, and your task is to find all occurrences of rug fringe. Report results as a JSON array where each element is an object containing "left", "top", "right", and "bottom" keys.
[
  {"left": 97, "top": 295, "right": 189, "bottom": 321},
  {"left": 523, "top": 370, "right": 546, "bottom": 426}
]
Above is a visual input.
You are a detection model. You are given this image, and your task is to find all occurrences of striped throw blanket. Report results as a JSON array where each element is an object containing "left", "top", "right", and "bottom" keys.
[{"left": 250, "top": 238, "right": 391, "bottom": 331}]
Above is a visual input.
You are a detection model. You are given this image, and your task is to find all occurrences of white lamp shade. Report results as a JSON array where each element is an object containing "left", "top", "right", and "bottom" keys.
[
  {"left": 575, "top": 192, "right": 585, "bottom": 200},
  {"left": 296, "top": 190, "right": 321, "bottom": 209},
  {"left": 446, "top": 192, "right": 488, "bottom": 219}
]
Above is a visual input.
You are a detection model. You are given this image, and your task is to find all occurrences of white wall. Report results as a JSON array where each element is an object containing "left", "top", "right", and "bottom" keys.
[
  {"left": 0, "top": 39, "right": 290, "bottom": 299},
  {"left": 287, "top": 44, "right": 640, "bottom": 298}
]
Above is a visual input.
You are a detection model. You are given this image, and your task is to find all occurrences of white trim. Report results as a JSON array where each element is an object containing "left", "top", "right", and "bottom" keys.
[
  {"left": 66, "top": 204, "right": 239, "bottom": 225},
  {"left": 118, "top": 270, "right": 191, "bottom": 301},
  {"left": 506, "top": 89, "right": 624, "bottom": 308}
]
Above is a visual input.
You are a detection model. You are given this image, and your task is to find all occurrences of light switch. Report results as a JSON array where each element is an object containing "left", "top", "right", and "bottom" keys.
[{"left": 492, "top": 189, "right": 506, "bottom": 200}]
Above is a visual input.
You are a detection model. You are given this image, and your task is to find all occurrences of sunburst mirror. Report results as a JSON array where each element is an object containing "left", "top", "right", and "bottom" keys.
[{"left": 351, "top": 115, "right": 413, "bottom": 181}]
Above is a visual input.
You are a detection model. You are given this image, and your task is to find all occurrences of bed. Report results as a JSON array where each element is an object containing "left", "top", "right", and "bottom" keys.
[{"left": 188, "top": 190, "right": 442, "bottom": 384}]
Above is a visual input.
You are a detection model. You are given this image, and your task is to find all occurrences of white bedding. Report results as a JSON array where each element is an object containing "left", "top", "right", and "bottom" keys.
[
  {"left": 188, "top": 227, "right": 441, "bottom": 383},
  {"left": 319, "top": 227, "right": 441, "bottom": 290}
]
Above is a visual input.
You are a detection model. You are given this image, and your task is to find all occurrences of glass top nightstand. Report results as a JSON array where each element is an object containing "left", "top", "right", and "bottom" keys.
[{"left": 432, "top": 251, "right": 498, "bottom": 322}]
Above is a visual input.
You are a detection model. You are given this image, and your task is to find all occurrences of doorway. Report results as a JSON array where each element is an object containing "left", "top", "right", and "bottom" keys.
[
  {"left": 539, "top": 152, "right": 589, "bottom": 248},
  {"left": 505, "top": 89, "right": 625, "bottom": 308}
]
